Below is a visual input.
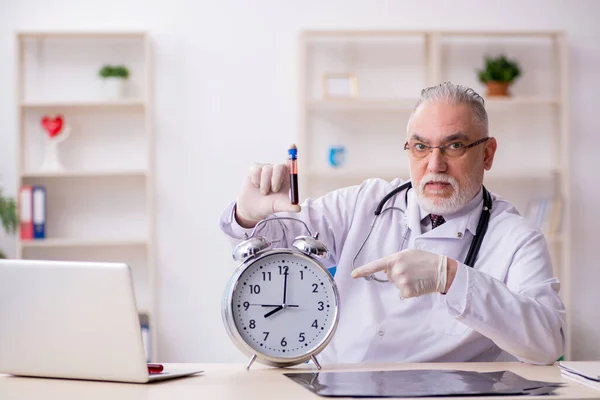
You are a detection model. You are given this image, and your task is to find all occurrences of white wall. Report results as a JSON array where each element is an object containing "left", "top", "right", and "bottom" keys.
[{"left": 1, "top": 0, "right": 599, "bottom": 362}]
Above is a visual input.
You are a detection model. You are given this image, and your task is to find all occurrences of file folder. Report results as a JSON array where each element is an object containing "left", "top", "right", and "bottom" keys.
[
  {"left": 19, "top": 186, "right": 33, "bottom": 240},
  {"left": 32, "top": 186, "right": 46, "bottom": 239}
]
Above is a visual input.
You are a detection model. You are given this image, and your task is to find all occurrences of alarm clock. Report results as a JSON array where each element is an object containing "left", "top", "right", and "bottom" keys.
[{"left": 222, "top": 217, "right": 340, "bottom": 370}]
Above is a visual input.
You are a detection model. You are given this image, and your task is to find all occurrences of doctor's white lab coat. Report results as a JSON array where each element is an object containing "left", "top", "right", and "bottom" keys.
[{"left": 219, "top": 178, "right": 566, "bottom": 365}]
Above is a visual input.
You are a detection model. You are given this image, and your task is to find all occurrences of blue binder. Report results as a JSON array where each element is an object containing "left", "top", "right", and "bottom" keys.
[{"left": 32, "top": 185, "right": 46, "bottom": 239}]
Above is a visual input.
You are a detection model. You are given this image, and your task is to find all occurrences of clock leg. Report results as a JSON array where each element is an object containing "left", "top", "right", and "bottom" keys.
[
  {"left": 311, "top": 355, "right": 322, "bottom": 370},
  {"left": 246, "top": 354, "right": 257, "bottom": 371}
]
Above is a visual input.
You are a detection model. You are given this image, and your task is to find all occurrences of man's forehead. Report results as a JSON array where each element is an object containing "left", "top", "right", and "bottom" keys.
[{"left": 407, "top": 102, "right": 479, "bottom": 140}]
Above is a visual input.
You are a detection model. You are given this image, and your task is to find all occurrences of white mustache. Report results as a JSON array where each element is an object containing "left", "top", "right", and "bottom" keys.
[{"left": 419, "top": 174, "right": 458, "bottom": 191}]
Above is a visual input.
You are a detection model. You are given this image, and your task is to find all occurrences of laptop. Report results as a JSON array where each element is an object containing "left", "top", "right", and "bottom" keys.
[{"left": 0, "top": 259, "right": 202, "bottom": 383}]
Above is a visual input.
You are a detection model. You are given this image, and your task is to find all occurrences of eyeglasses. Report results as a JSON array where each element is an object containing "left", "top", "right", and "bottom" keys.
[{"left": 404, "top": 137, "right": 490, "bottom": 159}]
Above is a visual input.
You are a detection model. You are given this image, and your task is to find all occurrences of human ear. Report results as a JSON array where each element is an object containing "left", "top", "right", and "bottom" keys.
[{"left": 483, "top": 137, "right": 497, "bottom": 170}]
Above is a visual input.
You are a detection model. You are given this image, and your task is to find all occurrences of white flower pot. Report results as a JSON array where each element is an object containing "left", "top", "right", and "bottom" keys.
[{"left": 102, "top": 78, "right": 127, "bottom": 99}]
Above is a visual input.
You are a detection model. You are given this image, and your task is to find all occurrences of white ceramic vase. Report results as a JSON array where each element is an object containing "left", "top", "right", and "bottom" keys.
[
  {"left": 41, "top": 125, "right": 71, "bottom": 172},
  {"left": 102, "top": 78, "right": 127, "bottom": 99}
]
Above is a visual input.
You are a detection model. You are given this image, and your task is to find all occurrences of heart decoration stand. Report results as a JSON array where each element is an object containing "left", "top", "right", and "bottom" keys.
[{"left": 40, "top": 114, "right": 71, "bottom": 172}]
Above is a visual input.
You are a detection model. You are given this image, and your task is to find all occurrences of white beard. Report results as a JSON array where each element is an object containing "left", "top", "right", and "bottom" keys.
[{"left": 415, "top": 173, "right": 479, "bottom": 215}]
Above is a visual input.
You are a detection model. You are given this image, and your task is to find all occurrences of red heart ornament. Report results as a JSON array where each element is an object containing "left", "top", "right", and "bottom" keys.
[{"left": 41, "top": 115, "right": 64, "bottom": 138}]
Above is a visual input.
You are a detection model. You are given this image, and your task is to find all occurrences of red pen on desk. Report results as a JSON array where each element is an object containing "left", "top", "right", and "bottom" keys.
[{"left": 148, "top": 363, "right": 164, "bottom": 374}]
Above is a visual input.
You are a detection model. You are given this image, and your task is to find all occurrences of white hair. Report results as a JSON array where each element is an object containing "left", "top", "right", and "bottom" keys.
[{"left": 409, "top": 82, "right": 489, "bottom": 136}]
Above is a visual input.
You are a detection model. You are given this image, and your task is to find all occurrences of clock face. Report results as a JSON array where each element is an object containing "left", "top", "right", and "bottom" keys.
[{"left": 230, "top": 252, "right": 338, "bottom": 360}]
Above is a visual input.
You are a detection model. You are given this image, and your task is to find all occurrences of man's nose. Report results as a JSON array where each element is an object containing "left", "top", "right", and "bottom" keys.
[{"left": 426, "top": 148, "right": 448, "bottom": 173}]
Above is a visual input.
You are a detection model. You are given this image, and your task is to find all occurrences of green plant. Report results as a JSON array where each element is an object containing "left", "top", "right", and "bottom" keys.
[
  {"left": 98, "top": 64, "right": 130, "bottom": 79},
  {"left": 0, "top": 189, "right": 17, "bottom": 259},
  {"left": 477, "top": 55, "right": 521, "bottom": 84}
]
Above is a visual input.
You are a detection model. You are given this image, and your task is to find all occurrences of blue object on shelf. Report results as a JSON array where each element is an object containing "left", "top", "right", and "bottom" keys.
[{"left": 328, "top": 146, "right": 346, "bottom": 168}]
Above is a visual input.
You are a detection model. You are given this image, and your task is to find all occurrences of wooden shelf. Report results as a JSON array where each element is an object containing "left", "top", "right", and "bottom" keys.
[
  {"left": 306, "top": 167, "right": 561, "bottom": 182},
  {"left": 19, "top": 238, "right": 148, "bottom": 248},
  {"left": 484, "top": 168, "right": 561, "bottom": 180},
  {"left": 21, "top": 169, "right": 148, "bottom": 179},
  {"left": 438, "top": 30, "right": 563, "bottom": 38},
  {"left": 303, "top": 30, "right": 563, "bottom": 38},
  {"left": 307, "top": 98, "right": 418, "bottom": 111},
  {"left": 304, "top": 169, "right": 404, "bottom": 183},
  {"left": 306, "top": 97, "right": 559, "bottom": 112},
  {"left": 20, "top": 99, "right": 146, "bottom": 110},
  {"left": 18, "top": 31, "right": 147, "bottom": 40},
  {"left": 484, "top": 97, "right": 560, "bottom": 107}
]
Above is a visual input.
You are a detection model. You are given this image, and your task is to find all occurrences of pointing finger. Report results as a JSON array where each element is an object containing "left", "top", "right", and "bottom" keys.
[{"left": 351, "top": 258, "right": 388, "bottom": 278}]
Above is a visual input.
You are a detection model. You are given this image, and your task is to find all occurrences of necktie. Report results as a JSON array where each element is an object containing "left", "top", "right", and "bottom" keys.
[{"left": 430, "top": 214, "right": 446, "bottom": 229}]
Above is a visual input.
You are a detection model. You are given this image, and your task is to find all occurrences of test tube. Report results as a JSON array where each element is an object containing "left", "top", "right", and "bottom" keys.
[{"left": 288, "top": 144, "right": 299, "bottom": 205}]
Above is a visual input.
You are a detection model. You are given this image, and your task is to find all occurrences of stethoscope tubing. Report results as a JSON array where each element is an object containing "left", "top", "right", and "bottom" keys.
[{"left": 354, "top": 181, "right": 492, "bottom": 282}]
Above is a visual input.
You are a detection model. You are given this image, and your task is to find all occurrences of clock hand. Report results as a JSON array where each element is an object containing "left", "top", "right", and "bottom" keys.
[
  {"left": 282, "top": 270, "right": 288, "bottom": 304},
  {"left": 264, "top": 305, "right": 284, "bottom": 318},
  {"left": 259, "top": 304, "right": 299, "bottom": 307}
]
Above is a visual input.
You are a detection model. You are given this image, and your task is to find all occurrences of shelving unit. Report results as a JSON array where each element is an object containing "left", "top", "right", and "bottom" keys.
[
  {"left": 20, "top": 99, "right": 146, "bottom": 109},
  {"left": 14, "top": 31, "right": 156, "bottom": 361},
  {"left": 299, "top": 30, "right": 571, "bottom": 359},
  {"left": 20, "top": 238, "right": 149, "bottom": 248}
]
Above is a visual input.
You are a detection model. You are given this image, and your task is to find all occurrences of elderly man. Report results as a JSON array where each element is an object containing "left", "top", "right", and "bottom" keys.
[{"left": 219, "top": 82, "right": 566, "bottom": 365}]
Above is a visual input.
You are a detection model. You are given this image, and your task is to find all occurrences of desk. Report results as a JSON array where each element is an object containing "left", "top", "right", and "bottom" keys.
[{"left": 0, "top": 362, "right": 598, "bottom": 399}]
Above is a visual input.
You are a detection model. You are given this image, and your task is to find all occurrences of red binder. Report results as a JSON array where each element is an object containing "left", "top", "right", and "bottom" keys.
[{"left": 19, "top": 185, "right": 33, "bottom": 240}]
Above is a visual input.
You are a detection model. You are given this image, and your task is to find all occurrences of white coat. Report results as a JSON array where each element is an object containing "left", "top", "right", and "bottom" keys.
[{"left": 219, "top": 177, "right": 566, "bottom": 365}]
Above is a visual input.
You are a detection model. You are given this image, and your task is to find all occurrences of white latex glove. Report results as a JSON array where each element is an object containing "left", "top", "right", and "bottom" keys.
[
  {"left": 235, "top": 163, "right": 301, "bottom": 227},
  {"left": 351, "top": 249, "right": 448, "bottom": 298}
]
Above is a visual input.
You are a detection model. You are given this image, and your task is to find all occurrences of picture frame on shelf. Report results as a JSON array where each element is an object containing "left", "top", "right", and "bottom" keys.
[{"left": 322, "top": 73, "right": 358, "bottom": 99}]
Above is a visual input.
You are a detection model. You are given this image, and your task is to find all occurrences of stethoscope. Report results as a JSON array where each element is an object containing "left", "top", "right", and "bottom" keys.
[{"left": 352, "top": 181, "right": 493, "bottom": 283}]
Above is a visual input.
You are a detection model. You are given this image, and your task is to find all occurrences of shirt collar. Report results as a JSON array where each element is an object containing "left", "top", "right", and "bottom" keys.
[{"left": 407, "top": 186, "right": 484, "bottom": 238}]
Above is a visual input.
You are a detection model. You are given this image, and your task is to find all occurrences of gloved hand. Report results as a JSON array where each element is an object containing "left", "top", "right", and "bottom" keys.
[
  {"left": 235, "top": 163, "right": 301, "bottom": 228},
  {"left": 351, "top": 249, "right": 450, "bottom": 298}
]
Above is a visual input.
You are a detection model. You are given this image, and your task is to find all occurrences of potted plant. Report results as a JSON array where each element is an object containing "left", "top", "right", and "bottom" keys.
[
  {"left": 476, "top": 55, "right": 521, "bottom": 97},
  {"left": 98, "top": 64, "right": 130, "bottom": 99},
  {"left": 0, "top": 189, "right": 17, "bottom": 259}
]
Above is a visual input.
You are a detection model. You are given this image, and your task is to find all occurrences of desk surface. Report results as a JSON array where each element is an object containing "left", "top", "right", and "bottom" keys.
[{"left": 1, "top": 362, "right": 599, "bottom": 399}]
